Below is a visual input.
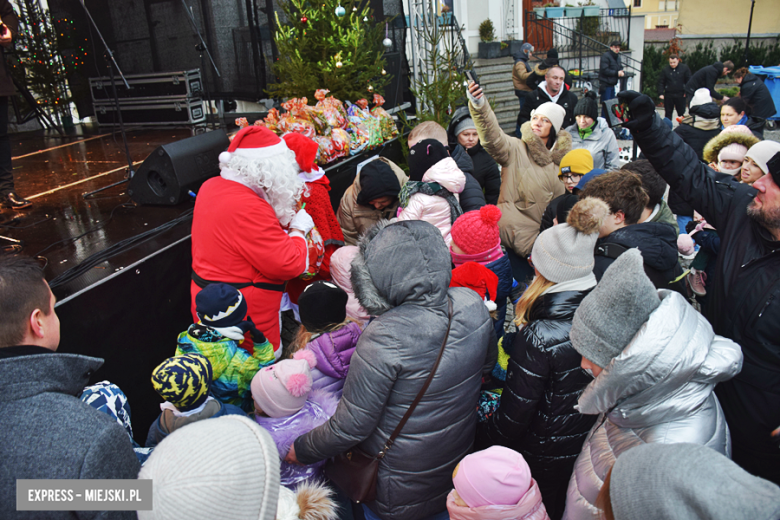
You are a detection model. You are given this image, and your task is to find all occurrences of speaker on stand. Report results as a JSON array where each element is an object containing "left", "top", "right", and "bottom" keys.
[{"left": 128, "top": 129, "right": 230, "bottom": 205}]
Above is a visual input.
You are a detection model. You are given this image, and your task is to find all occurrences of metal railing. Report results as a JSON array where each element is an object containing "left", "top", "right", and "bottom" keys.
[{"left": 524, "top": 9, "right": 642, "bottom": 91}]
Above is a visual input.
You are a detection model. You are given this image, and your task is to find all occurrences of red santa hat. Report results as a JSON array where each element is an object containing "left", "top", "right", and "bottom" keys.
[
  {"left": 450, "top": 261, "right": 499, "bottom": 312},
  {"left": 219, "top": 126, "right": 290, "bottom": 165},
  {"left": 283, "top": 132, "right": 319, "bottom": 173}
]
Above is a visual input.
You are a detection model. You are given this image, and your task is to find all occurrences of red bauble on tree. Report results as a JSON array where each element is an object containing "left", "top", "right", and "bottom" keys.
[{"left": 301, "top": 16, "right": 308, "bottom": 23}]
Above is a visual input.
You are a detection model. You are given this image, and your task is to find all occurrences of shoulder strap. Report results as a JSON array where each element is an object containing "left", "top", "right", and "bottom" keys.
[
  {"left": 595, "top": 242, "right": 629, "bottom": 260},
  {"left": 377, "top": 298, "right": 453, "bottom": 458}
]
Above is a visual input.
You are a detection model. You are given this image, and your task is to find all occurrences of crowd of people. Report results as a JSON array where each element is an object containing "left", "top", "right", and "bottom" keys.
[{"left": 2, "top": 45, "right": 780, "bottom": 520}]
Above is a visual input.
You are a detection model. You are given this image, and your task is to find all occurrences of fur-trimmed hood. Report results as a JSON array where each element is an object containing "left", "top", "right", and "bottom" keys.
[
  {"left": 703, "top": 130, "right": 760, "bottom": 164},
  {"left": 277, "top": 481, "right": 338, "bottom": 520},
  {"left": 520, "top": 121, "right": 572, "bottom": 167},
  {"left": 350, "top": 220, "right": 452, "bottom": 315}
]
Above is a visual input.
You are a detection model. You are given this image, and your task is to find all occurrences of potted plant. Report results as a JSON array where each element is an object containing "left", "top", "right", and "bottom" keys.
[
  {"left": 545, "top": 2, "right": 565, "bottom": 18},
  {"left": 533, "top": 3, "right": 546, "bottom": 18},
  {"left": 581, "top": 0, "right": 600, "bottom": 17},
  {"left": 565, "top": 3, "right": 583, "bottom": 18},
  {"left": 505, "top": 40, "right": 525, "bottom": 56},
  {"left": 477, "top": 19, "right": 501, "bottom": 59}
]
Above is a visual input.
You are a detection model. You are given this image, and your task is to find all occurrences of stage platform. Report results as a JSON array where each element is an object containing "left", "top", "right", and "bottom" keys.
[{"left": 2, "top": 123, "right": 403, "bottom": 437}]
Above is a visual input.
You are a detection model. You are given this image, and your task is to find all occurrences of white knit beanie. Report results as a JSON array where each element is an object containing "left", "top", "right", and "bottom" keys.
[
  {"left": 138, "top": 415, "right": 280, "bottom": 520},
  {"left": 745, "top": 140, "right": 780, "bottom": 175},
  {"left": 690, "top": 88, "right": 713, "bottom": 108},
  {"left": 531, "top": 102, "right": 567, "bottom": 133},
  {"left": 532, "top": 198, "right": 610, "bottom": 283}
]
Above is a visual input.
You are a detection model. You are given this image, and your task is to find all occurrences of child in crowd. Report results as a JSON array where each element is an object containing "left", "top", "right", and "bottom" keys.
[
  {"left": 146, "top": 354, "right": 246, "bottom": 448},
  {"left": 450, "top": 205, "right": 512, "bottom": 339},
  {"left": 398, "top": 138, "right": 466, "bottom": 245},
  {"left": 285, "top": 280, "right": 362, "bottom": 398},
  {"left": 282, "top": 132, "right": 346, "bottom": 304},
  {"left": 702, "top": 124, "right": 759, "bottom": 179},
  {"left": 447, "top": 446, "right": 550, "bottom": 520},
  {"left": 252, "top": 351, "right": 337, "bottom": 489},
  {"left": 328, "top": 246, "right": 370, "bottom": 324},
  {"left": 176, "top": 283, "right": 276, "bottom": 413}
]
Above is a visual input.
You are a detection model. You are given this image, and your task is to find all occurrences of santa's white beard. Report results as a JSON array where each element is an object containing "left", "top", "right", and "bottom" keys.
[{"left": 219, "top": 150, "right": 307, "bottom": 226}]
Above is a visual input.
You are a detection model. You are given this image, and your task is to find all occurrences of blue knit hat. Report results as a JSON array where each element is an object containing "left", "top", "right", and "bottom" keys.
[
  {"left": 196, "top": 283, "right": 247, "bottom": 328},
  {"left": 151, "top": 354, "right": 213, "bottom": 411}
]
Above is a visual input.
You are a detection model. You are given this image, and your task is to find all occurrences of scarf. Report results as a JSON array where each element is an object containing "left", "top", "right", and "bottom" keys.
[
  {"left": 578, "top": 121, "right": 596, "bottom": 140},
  {"left": 399, "top": 181, "right": 463, "bottom": 224}
]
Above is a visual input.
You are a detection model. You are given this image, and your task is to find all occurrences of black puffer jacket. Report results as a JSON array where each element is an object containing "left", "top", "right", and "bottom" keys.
[
  {"left": 517, "top": 85, "right": 578, "bottom": 129},
  {"left": 476, "top": 290, "right": 596, "bottom": 520},
  {"left": 657, "top": 63, "right": 692, "bottom": 95},
  {"left": 739, "top": 73, "right": 777, "bottom": 120},
  {"left": 685, "top": 61, "right": 725, "bottom": 100},
  {"left": 450, "top": 144, "right": 487, "bottom": 212},
  {"left": 598, "top": 49, "right": 623, "bottom": 90},
  {"left": 632, "top": 112, "right": 780, "bottom": 484},
  {"left": 594, "top": 222, "right": 687, "bottom": 295}
]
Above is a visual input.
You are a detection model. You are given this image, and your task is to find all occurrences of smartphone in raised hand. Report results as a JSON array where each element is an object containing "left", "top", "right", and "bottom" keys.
[{"left": 603, "top": 98, "right": 631, "bottom": 128}]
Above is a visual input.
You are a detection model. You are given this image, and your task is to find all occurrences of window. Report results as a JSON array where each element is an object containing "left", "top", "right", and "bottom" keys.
[
  {"left": 658, "top": 1, "right": 665, "bottom": 10},
  {"left": 633, "top": 0, "right": 642, "bottom": 7}
]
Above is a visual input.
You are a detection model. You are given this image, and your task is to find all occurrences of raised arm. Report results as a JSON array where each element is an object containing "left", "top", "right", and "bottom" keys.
[
  {"left": 468, "top": 81, "right": 515, "bottom": 167},
  {"left": 618, "top": 91, "right": 749, "bottom": 231}
]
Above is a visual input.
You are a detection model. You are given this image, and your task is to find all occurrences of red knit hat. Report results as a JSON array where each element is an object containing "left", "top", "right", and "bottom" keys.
[
  {"left": 218, "top": 126, "right": 289, "bottom": 164},
  {"left": 450, "top": 262, "right": 499, "bottom": 312},
  {"left": 283, "top": 132, "right": 319, "bottom": 173},
  {"left": 451, "top": 205, "right": 502, "bottom": 255}
]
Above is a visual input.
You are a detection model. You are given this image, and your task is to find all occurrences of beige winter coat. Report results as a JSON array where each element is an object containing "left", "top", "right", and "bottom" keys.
[
  {"left": 469, "top": 99, "right": 570, "bottom": 257},
  {"left": 336, "top": 157, "right": 407, "bottom": 245}
]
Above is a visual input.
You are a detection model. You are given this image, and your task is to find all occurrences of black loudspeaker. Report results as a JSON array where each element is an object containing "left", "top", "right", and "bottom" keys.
[{"left": 128, "top": 129, "right": 230, "bottom": 205}]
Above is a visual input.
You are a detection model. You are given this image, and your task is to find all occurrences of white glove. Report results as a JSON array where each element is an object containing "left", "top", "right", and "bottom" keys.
[
  {"left": 289, "top": 208, "right": 315, "bottom": 236},
  {"left": 467, "top": 82, "right": 486, "bottom": 108}
]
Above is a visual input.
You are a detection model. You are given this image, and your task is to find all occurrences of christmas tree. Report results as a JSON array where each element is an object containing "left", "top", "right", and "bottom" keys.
[
  {"left": 10, "top": 0, "right": 83, "bottom": 125},
  {"left": 267, "top": 0, "right": 391, "bottom": 102}
]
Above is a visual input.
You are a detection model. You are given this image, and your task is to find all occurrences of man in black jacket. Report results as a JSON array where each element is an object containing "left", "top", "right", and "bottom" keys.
[
  {"left": 685, "top": 60, "right": 734, "bottom": 105},
  {"left": 657, "top": 54, "right": 692, "bottom": 120},
  {"left": 580, "top": 169, "right": 686, "bottom": 295},
  {"left": 735, "top": 67, "right": 777, "bottom": 120},
  {"left": 0, "top": 1, "right": 31, "bottom": 209},
  {"left": 617, "top": 89, "right": 780, "bottom": 486},
  {"left": 517, "top": 65, "right": 577, "bottom": 132},
  {"left": 598, "top": 41, "right": 624, "bottom": 118}
]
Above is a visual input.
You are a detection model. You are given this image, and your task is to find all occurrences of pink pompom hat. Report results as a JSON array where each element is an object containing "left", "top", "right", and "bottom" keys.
[
  {"left": 251, "top": 350, "right": 316, "bottom": 418},
  {"left": 451, "top": 204, "right": 502, "bottom": 255}
]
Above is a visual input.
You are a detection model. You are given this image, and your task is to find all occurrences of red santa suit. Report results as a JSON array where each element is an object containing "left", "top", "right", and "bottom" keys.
[
  {"left": 282, "top": 133, "right": 346, "bottom": 302},
  {"left": 191, "top": 127, "right": 308, "bottom": 354}
]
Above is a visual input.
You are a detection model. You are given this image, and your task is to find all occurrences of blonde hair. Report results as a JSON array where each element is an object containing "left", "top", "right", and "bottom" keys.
[
  {"left": 282, "top": 317, "right": 359, "bottom": 359},
  {"left": 513, "top": 274, "right": 556, "bottom": 327},
  {"left": 408, "top": 121, "right": 448, "bottom": 146}
]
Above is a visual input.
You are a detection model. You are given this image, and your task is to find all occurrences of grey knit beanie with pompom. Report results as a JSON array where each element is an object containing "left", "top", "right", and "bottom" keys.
[{"left": 531, "top": 197, "right": 610, "bottom": 283}]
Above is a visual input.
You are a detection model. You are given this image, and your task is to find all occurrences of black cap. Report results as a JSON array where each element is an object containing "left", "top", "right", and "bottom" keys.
[
  {"left": 767, "top": 151, "right": 780, "bottom": 187},
  {"left": 408, "top": 139, "right": 449, "bottom": 182},
  {"left": 610, "top": 41, "right": 621, "bottom": 48},
  {"left": 298, "top": 281, "right": 348, "bottom": 332},
  {"left": 356, "top": 159, "right": 401, "bottom": 206}
]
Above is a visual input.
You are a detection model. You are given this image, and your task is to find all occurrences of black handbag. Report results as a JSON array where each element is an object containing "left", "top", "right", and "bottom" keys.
[{"left": 324, "top": 299, "right": 454, "bottom": 503}]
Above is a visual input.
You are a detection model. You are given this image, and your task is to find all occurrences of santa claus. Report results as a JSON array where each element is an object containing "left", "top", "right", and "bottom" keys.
[{"left": 190, "top": 126, "right": 314, "bottom": 356}]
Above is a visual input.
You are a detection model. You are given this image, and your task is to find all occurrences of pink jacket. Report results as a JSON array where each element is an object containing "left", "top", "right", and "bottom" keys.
[
  {"left": 446, "top": 479, "right": 550, "bottom": 520},
  {"left": 397, "top": 157, "right": 465, "bottom": 245},
  {"left": 329, "top": 246, "right": 370, "bottom": 324}
]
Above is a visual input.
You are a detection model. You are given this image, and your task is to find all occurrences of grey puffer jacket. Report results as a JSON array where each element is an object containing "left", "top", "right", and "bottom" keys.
[
  {"left": 562, "top": 290, "right": 742, "bottom": 520},
  {"left": 294, "top": 220, "right": 493, "bottom": 520},
  {"left": 565, "top": 117, "right": 620, "bottom": 171}
]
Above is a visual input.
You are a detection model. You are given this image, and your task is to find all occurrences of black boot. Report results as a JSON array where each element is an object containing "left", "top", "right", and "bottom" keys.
[{"left": 3, "top": 192, "right": 32, "bottom": 209}]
